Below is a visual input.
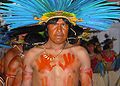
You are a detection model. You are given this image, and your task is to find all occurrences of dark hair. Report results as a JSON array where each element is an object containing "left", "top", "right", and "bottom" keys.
[
  {"left": 23, "top": 32, "right": 46, "bottom": 51},
  {"left": 103, "top": 39, "right": 113, "bottom": 50},
  {"left": 8, "top": 24, "right": 46, "bottom": 40},
  {"left": 94, "top": 44, "right": 102, "bottom": 54},
  {"left": 47, "top": 18, "right": 71, "bottom": 27}
]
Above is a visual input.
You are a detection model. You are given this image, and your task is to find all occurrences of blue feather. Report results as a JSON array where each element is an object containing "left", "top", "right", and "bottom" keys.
[
  {"left": 59, "top": 0, "right": 73, "bottom": 10},
  {"left": 2, "top": 3, "right": 40, "bottom": 15},
  {"left": 40, "top": 0, "right": 55, "bottom": 11},
  {"left": 94, "top": 62, "right": 105, "bottom": 76},
  {"left": 67, "top": 0, "right": 106, "bottom": 12},
  {"left": 9, "top": 0, "right": 44, "bottom": 12},
  {"left": 77, "top": 7, "right": 120, "bottom": 15},
  {"left": 0, "top": 44, "right": 11, "bottom": 48},
  {"left": 77, "top": 21, "right": 111, "bottom": 30},
  {"left": 34, "top": 0, "right": 52, "bottom": 12},
  {"left": 46, "top": 0, "right": 56, "bottom": 11},
  {"left": 9, "top": 21, "right": 38, "bottom": 29},
  {"left": 80, "top": 1, "right": 116, "bottom": 10},
  {"left": 29, "top": 0, "right": 51, "bottom": 12},
  {"left": 0, "top": 0, "right": 120, "bottom": 31}
]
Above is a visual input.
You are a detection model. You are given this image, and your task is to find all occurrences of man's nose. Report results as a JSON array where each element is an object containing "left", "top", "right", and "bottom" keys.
[{"left": 57, "top": 25, "right": 62, "bottom": 32}]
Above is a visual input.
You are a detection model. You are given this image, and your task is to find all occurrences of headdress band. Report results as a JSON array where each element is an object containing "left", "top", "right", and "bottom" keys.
[{"left": 34, "top": 11, "right": 83, "bottom": 25}]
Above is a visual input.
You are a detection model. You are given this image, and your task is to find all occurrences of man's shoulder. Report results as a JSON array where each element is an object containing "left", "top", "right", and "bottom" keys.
[
  {"left": 28, "top": 46, "right": 44, "bottom": 53},
  {"left": 70, "top": 45, "right": 89, "bottom": 60},
  {"left": 24, "top": 46, "right": 44, "bottom": 61},
  {"left": 4, "top": 48, "right": 16, "bottom": 58},
  {"left": 6, "top": 48, "right": 15, "bottom": 53},
  {"left": 70, "top": 45, "right": 87, "bottom": 52}
]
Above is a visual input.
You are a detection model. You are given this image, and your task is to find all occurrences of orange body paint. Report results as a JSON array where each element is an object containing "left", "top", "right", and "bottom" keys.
[
  {"left": 59, "top": 53, "right": 75, "bottom": 70},
  {"left": 80, "top": 67, "right": 93, "bottom": 79},
  {"left": 36, "top": 53, "right": 75, "bottom": 71}
]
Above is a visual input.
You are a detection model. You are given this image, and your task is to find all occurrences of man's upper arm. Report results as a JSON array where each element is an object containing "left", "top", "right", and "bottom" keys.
[
  {"left": 76, "top": 46, "right": 93, "bottom": 86},
  {"left": 6, "top": 56, "right": 19, "bottom": 77},
  {"left": 77, "top": 46, "right": 91, "bottom": 68},
  {"left": 22, "top": 50, "right": 34, "bottom": 86}
]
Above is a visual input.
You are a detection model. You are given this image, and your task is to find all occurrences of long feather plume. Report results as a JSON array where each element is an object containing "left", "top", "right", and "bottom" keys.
[
  {"left": 0, "top": 0, "right": 120, "bottom": 31},
  {"left": 0, "top": 0, "right": 120, "bottom": 47}
]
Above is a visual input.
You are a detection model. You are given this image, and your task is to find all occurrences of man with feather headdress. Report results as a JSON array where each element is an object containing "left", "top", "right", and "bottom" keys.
[{"left": 0, "top": 0, "right": 120, "bottom": 86}]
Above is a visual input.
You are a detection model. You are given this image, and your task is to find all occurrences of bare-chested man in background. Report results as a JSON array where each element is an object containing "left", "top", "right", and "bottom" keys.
[
  {"left": 5, "top": 33, "right": 45, "bottom": 86},
  {"left": 3, "top": 33, "right": 27, "bottom": 76}
]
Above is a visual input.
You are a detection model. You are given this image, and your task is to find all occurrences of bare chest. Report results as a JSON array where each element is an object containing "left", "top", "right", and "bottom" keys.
[
  {"left": 33, "top": 53, "right": 80, "bottom": 86},
  {"left": 35, "top": 53, "right": 80, "bottom": 72}
]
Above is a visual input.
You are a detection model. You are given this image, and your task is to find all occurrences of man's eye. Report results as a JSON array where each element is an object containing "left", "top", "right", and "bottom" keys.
[{"left": 62, "top": 24, "right": 66, "bottom": 27}]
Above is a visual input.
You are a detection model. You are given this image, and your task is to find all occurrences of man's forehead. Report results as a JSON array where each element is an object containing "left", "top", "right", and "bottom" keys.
[{"left": 56, "top": 19, "right": 66, "bottom": 24}]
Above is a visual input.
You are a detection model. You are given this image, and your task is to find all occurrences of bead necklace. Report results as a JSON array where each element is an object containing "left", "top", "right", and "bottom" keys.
[
  {"left": 13, "top": 45, "right": 24, "bottom": 58},
  {"left": 43, "top": 43, "right": 67, "bottom": 61}
]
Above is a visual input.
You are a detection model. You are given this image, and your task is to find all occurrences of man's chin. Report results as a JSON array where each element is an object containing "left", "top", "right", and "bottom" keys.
[{"left": 53, "top": 40, "right": 66, "bottom": 44}]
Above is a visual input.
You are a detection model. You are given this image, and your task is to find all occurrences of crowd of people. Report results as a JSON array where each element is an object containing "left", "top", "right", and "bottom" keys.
[
  {"left": 82, "top": 35, "right": 120, "bottom": 86},
  {"left": 85, "top": 35, "right": 120, "bottom": 72},
  {"left": 0, "top": 0, "right": 120, "bottom": 86}
]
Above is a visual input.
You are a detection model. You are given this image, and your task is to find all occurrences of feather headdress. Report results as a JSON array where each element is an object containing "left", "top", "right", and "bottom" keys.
[{"left": 0, "top": 0, "right": 120, "bottom": 31}]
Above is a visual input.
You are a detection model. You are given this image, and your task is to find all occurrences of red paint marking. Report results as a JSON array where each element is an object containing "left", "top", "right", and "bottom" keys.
[
  {"left": 80, "top": 67, "right": 93, "bottom": 79},
  {"left": 36, "top": 53, "right": 75, "bottom": 71},
  {"left": 36, "top": 54, "right": 56, "bottom": 71},
  {"left": 59, "top": 53, "right": 75, "bottom": 70}
]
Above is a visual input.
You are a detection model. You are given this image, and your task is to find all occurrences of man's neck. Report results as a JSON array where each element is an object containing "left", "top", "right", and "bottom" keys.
[{"left": 45, "top": 40, "right": 67, "bottom": 51}]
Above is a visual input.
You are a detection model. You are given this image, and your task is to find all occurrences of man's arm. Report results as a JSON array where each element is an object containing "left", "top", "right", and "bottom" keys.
[
  {"left": 77, "top": 46, "right": 93, "bottom": 86},
  {"left": 0, "top": 58, "right": 4, "bottom": 74},
  {"left": 3, "top": 49, "right": 16, "bottom": 73},
  {"left": 22, "top": 51, "right": 33, "bottom": 86},
  {"left": 5, "top": 56, "right": 19, "bottom": 86}
]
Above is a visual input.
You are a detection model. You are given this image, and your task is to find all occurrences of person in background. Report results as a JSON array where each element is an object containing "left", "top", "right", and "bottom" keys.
[
  {"left": 0, "top": 26, "right": 44, "bottom": 80},
  {"left": 102, "top": 38, "right": 117, "bottom": 70},
  {"left": 5, "top": 32, "right": 46, "bottom": 86},
  {"left": 86, "top": 40, "right": 96, "bottom": 71},
  {"left": 0, "top": 33, "right": 26, "bottom": 86},
  {"left": 86, "top": 35, "right": 104, "bottom": 73},
  {"left": 2, "top": 33, "right": 27, "bottom": 77}
]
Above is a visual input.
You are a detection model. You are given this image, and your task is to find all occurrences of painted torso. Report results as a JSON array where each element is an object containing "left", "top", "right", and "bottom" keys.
[{"left": 32, "top": 49, "right": 81, "bottom": 86}]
